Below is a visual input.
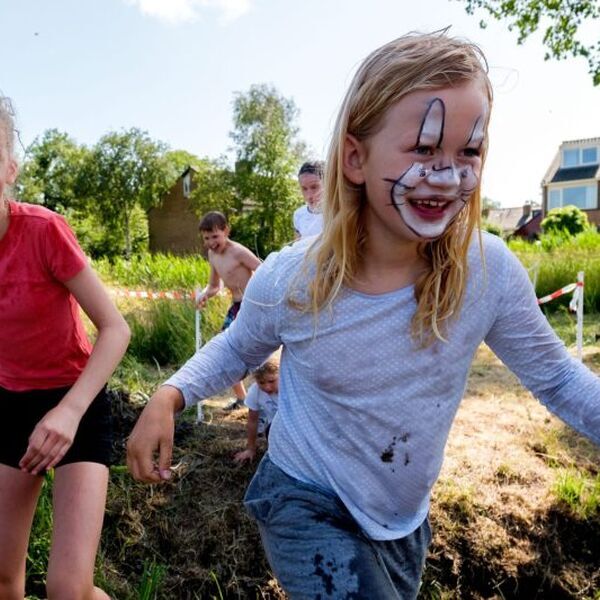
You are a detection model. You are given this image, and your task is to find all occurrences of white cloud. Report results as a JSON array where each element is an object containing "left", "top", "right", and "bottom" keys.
[{"left": 125, "top": 0, "right": 251, "bottom": 24}]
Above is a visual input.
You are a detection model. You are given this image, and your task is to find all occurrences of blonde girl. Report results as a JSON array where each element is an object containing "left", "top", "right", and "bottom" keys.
[
  {"left": 128, "top": 32, "right": 600, "bottom": 599},
  {"left": 0, "top": 97, "right": 130, "bottom": 599}
]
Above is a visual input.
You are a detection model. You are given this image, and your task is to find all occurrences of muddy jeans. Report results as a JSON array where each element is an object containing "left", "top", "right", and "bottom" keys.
[{"left": 244, "top": 454, "right": 431, "bottom": 599}]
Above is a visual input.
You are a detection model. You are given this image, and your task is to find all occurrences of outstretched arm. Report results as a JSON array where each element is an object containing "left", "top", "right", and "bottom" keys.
[
  {"left": 485, "top": 251, "right": 600, "bottom": 446},
  {"left": 127, "top": 385, "right": 184, "bottom": 482}
]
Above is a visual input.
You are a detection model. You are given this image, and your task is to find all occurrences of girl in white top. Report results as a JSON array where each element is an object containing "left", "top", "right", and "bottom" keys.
[
  {"left": 128, "top": 32, "right": 600, "bottom": 599},
  {"left": 293, "top": 161, "right": 324, "bottom": 239}
]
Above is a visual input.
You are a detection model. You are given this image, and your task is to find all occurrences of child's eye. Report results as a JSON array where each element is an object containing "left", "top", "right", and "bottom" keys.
[
  {"left": 463, "top": 147, "right": 481, "bottom": 158},
  {"left": 414, "top": 145, "right": 434, "bottom": 156}
]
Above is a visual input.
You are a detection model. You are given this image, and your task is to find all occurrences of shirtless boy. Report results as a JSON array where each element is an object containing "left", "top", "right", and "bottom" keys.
[{"left": 197, "top": 211, "right": 261, "bottom": 410}]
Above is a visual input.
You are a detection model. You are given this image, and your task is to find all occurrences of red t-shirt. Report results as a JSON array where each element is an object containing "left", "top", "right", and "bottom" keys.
[{"left": 0, "top": 201, "right": 92, "bottom": 391}]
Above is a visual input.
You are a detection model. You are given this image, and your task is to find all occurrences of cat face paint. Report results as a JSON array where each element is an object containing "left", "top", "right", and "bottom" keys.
[{"left": 382, "top": 93, "right": 486, "bottom": 240}]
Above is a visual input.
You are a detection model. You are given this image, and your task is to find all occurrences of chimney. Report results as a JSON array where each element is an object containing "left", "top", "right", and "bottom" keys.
[{"left": 522, "top": 203, "right": 532, "bottom": 219}]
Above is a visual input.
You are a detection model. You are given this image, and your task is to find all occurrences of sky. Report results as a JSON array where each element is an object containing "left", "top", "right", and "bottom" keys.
[{"left": 2, "top": 0, "right": 599, "bottom": 208}]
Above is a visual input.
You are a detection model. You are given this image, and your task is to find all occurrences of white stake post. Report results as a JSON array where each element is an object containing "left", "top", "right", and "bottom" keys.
[
  {"left": 576, "top": 271, "right": 584, "bottom": 362},
  {"left": 194, "top": 288, "right": 204, "bottom": 423}
]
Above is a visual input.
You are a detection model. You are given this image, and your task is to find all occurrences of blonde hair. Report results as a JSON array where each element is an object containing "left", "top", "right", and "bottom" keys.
[
  {"left": 299, "top": 31, "right": 492, "bottom": 345},
  {"left": 254, "top": 353, "right": 280, "bottom": 383},
  {"left": 0, "top": 95, "right": 16, "bottom": 158}
]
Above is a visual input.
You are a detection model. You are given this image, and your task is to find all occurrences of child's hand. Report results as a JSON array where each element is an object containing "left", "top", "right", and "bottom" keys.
[
  {"left": 127, "top": 386, "right": 182, "bottom": 483},
  {"left": 233, "top": 448, "right": 256, "bottom": 464},
  {"left": 196, "top": 294, "right": 208, "bottom": 310},
  {"left": 19, "top": 404, "right": 81, "bottom": 475}
]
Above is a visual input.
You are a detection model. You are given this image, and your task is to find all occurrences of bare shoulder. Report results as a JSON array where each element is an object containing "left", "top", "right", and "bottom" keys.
[{"left": 230, "top": 240, "right": 259, "bottom": 261}]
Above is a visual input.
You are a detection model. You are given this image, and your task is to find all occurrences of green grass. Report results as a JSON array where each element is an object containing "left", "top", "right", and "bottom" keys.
[
  {"left": 553, "top": 469, "right": 600, "bottom": 519},
  {"left": 509, "top": 230, "right": 600, "bottom": 312},
  {"left": 94, "top": 252, "right": 211, "bottom": 291}
]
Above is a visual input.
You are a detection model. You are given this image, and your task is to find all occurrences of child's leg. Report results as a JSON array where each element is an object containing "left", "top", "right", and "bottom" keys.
[
  {"left": 244, "top": 456, "right": 430, "bottom": 599},
  {"left": 46, "top": 462, "right": 110, "bottom": 600},
  {"left": 0, "top": 464, "right": 44, "bottom": 600}
]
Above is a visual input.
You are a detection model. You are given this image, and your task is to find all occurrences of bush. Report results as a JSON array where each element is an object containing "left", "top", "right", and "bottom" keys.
[
  {"left": 481, "top": 221, "right": 502, "bottom": 237},
  {"left": 542, "top": 205, "right": 590, "bottom": 237}
]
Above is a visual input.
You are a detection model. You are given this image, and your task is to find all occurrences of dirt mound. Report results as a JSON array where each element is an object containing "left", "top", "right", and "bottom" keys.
[
  {"left": 103, "top": 391, "right": 284, "bottom": 599},
  {"left": 101, "top": 358, "right": 600, "bottom": 599}
]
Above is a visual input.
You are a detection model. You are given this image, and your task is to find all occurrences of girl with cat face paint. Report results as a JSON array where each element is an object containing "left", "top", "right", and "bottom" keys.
[{"left": 128, "top": 32, "right": 600, "bottom": 599}]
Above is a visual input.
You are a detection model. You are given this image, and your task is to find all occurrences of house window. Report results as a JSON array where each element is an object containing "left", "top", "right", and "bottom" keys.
[
  {"left": 563, "top": 149, "right": 579, "bottom": 167},
  {"left": 582, "top": 147, "right": 598, "bottom": 164},
  {"left": 562, "top": 146, "right": 599, "bottom": 167},
  {"left": 183, "top": 173, "right": 191, "bottom": 198},
  {"left": 548, "top": 185, "right": 597, "bottom": 211},
  {"left": 548, "top": 189, "right": 561, "bottom": 210}
]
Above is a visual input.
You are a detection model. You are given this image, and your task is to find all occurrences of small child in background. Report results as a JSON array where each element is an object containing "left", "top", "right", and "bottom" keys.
[
  {"left": 196, "top": 211, "right": 261, "bottom": 410},
  {"left": 293, "top": 160, "right": 324, "bottom": 239},
  {"left": 233, "top": 355, "right": 280, "bottom": 464}
]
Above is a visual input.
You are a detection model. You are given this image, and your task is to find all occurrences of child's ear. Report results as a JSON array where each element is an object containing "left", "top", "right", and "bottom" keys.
[
  {"left": 342, "top": 134, "right": 366, "bottom": 185},
  {"left": 7, "top": 159, "right": 18, "bottom": 185}
]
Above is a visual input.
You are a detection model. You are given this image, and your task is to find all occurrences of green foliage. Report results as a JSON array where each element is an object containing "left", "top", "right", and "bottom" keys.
[
  {"left": 510, "top": 229, "right": 600, "bottom": 311},
  {"left": 80, "top": 128, "right": 171, "bottom": 258},
  {"left": 230, "top": 84, "right": 305, "bottom": 257},
  {"left": 481, "top": 220, "right": 502, "bottom": 236},
  {"left": 542, "top": 205, "right": 591, "bottom": 236},
  {"left": 461, "top": 0, "right": 600, "bottom": 85},
  {"left": 125, "top": 296, "right": 228, "bottom": 366},
  {"left": 189, "top": 157, "right": 240, "bottom": 222},
  {"left": 138, "top": 560, "right": 167, "bottom": 600},
  {"left": 94, "top": 253, "right": 211, "bottom": 291},
  {"left": 554, "top": 469, "right": 600, "bottom": 518},
  {"left": 16, "top": 129, "right": 90, "bottom": 212}
]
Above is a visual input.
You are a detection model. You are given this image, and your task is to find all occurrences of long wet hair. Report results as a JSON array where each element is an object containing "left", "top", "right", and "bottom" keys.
[{"left": 297, "top": 31, "right": 492, "bottom": 346}]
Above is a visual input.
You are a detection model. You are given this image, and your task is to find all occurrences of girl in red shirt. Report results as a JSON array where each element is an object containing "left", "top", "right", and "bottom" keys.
[{"left": 0, "top": 97, "right": 130, "bottom": 599}]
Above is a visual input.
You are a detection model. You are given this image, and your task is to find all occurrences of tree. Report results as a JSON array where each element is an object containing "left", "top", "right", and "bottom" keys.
[
  {"left": 460, "top": 0, "right": 600, "bottom": 85},
  {"left": 541, "top": 204, "right": 590, "bottom": 235},
  {"left": 81, "top": 128, "right": 171, "bottom": 258},
  {"left": 229, "top": 84, "right": 305, "bottom": 256},
  {"left": 16, "top": 129, "right": 89, "bottom": 212}
]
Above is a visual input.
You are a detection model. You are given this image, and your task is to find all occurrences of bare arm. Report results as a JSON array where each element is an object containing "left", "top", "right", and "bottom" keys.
[
  {"left": 127, "top": 384, "right": 185, "bottom": 482},
  {"left": 233, "top": 409, "right": 260, "bottom": 464},
  {"left": 20, "top": 266, "right": 130, "bottom": 474},
  {"left": 197, "top": 262, "right": 221, "bottom": 308}
]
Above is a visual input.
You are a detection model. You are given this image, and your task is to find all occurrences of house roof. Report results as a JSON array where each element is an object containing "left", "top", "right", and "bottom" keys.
[
  {"left": 551, "top": 165, "right": 599, "bottom": 183},
  {"left": 561, "top": 136, "right": 600, "bottom": 147},
  {"left": 486, "top": 207, "right": 540, "bottom": 233}
]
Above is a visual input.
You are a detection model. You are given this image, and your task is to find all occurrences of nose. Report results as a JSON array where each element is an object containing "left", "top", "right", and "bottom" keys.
[{"left": 426, "top": 164, "right": 461, "bottom": 188}]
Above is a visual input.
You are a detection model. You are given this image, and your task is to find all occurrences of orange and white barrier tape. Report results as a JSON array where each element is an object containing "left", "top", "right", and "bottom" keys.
[
  {"left": 109, "top": 288, "right": 194, "bottom": 301},
  {"left": 537, "top": 282, "right": 581, "bottom": 306},
  {"left": 537, "top": 272, "right": 584, "bottom": 361}
]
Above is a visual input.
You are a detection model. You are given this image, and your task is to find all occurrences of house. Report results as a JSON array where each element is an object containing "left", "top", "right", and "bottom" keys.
[
  {"left": 484, "top": 203, "right": 542, "bottom": 239},
  {"left": 148, "top": 166, "right": 203, "bottom": 255},
  {"left": 542, "top": 137, "right": 600, "bottom": 226}
]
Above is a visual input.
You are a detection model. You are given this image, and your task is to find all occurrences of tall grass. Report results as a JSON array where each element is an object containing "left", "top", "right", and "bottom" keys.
[
  {"left": 94, "top": 253, "right": 211, "bottom": 292},
  {"left": 124, "top": 295, "right": 229, "bottom": 366},
  {"left": 509, "top": 230, "right": 600, "bottom": 312}
]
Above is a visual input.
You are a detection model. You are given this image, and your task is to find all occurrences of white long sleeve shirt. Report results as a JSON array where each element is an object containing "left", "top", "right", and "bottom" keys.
[{"left": 166, "top": 233, "right": 600, "bottom": 540}]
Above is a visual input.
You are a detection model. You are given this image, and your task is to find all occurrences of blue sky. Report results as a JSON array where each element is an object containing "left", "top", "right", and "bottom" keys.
[{"left": 2, "top": 0, "right": 599, "bottom": 207}]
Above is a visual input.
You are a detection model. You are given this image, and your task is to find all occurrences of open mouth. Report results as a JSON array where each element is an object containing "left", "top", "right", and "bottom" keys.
[{"left": 407, "top": 197, "right": 453, "bottom": 218}]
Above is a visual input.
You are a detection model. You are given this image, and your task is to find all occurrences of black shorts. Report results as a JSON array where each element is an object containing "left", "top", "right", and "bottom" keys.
[{"left": 0, "top": 385, "right": 113, "bottom": 471}]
